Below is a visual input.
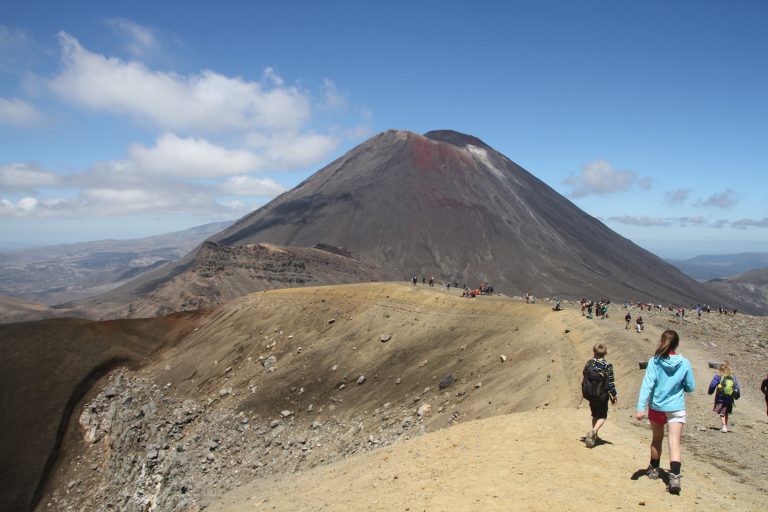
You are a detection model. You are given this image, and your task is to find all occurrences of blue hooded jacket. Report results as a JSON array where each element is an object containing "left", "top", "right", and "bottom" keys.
[{"left": 636, "top": 354, "right": 696, "bottom": 412}]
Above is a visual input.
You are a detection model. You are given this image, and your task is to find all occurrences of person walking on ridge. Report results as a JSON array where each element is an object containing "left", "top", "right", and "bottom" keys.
[
  {"left": 582, "top": 343, "right": 617, "bottom": 448},
  {"left": 708, "top": 362, "right": 740, "bottom": 432},
  {"left": 636, "top": 330, "right": 695, "bottom": 495}
]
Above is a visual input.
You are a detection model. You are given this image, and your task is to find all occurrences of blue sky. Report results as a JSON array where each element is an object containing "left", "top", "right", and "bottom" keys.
[{"left": 1, "top": 1, "right": 766, "bottom": 258}]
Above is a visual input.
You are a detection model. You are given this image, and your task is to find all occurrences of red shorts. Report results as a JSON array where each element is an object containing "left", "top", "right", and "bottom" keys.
[{"left": 648, "top": 408, "right": 686, "bottom": 425}]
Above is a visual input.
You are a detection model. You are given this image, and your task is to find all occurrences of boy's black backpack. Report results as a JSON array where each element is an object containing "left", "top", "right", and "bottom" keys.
[{"left": 582, "top": 360, "right": 608, "bottom": 401}]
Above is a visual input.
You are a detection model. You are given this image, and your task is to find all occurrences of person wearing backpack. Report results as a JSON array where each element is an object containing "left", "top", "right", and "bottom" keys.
[
  {"left": 582, "top": 343, "right": 617, "bottom": 448},
  {"left": 625, "top": 311, "right": 631, "bottom": 329},
  {"left": 636, "top": 330, "right": 695, "bottom": 495},
  {"left": 708, "top": 362, "right": 741, "bottom": 432}
]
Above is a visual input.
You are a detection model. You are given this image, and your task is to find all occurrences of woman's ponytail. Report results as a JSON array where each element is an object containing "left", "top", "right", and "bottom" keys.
[{"left": 654, "top": 329, "right": 680, "bottom": 357}]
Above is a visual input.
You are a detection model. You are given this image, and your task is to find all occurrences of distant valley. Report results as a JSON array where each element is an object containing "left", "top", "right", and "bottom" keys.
[
  {"left": 666, "top": 251, "right": 768, "bottom": 281},
  {"left": 0, "top": 221, "right": 232, "bottom": 306}
]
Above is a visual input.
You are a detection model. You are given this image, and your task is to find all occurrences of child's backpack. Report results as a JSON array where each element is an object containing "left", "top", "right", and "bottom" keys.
[
  {"left": 721, "top": 375, "right": 735, "bottom": 397},
  {"left": 582, "top": 360, "right": 607, "bottom": 401}
]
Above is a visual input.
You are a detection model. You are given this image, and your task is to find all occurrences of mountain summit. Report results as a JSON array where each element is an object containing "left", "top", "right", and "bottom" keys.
[{"left": 209, "top": 129, "right": 731, "bottom": 307}]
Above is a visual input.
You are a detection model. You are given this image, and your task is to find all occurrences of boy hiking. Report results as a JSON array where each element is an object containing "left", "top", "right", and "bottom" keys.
[
  {"left": 582, "top": 343, "right": 617, "bottom": 448},
  {"left": 708, "top": 362, "right": 740, "bottom": 432},
  {"left": 624, "top": 311, "right": 631, "bottom": 329}
]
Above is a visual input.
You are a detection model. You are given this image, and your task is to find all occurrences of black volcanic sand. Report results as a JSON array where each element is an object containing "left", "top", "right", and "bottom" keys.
[{"left": 0, "top": 313, "right": 204, "bottom": 512}]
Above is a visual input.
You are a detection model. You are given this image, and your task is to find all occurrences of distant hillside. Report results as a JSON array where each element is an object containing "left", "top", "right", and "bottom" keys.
[
  {"left": 704, "top": 267, "right": 768, "bottom": 315},
  {"left": 0, "top": 295, "right": 62, "bottom": 323},
  {"left": 0, "top": 221, "right": 232, "bottom": 306},
  {"left": 69, "top": 242, "right": 378, "bottom": 320},
  {"left": 666, "top": 252, "right": 768, "bottom": 281}
]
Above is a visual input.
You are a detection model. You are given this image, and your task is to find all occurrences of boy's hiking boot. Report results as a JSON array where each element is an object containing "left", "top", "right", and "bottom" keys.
[
  {"left": 668, "top": 473, "right": 681, "bottom": 494},
  {"left": 585, "top": 430, "right": 597, "bottom": 448},
  {"left": 646, "top": 466, "right": 659, "bottom": 480},
  {"left": 720, "top": 425, "right": 728, "bottom": 433}
]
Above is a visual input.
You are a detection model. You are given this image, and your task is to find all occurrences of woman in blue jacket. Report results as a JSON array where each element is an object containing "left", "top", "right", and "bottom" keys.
[{"left": 636, "top": 330, "right": 696, "bottom": 495}]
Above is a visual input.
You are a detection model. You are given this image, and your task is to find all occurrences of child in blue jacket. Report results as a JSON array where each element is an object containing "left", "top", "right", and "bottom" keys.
[
  {"left": 636, "top": 330, "right": 695, "bottom": 495},
  {"left": 708, "top": 362, "right": 740, "bottom": 433}
]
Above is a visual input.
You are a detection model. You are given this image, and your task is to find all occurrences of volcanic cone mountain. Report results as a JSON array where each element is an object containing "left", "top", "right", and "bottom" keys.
[
  {"left": 208, "top": 129, "right": 735, "bottom": 309},
  {"left": 77, "top": 129, "right": 742, "bottom": 319}
]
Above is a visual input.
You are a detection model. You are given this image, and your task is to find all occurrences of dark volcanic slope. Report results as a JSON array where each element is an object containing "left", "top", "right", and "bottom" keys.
[{"left": 209, "top": 129, "right": 738, "bottom": 310}]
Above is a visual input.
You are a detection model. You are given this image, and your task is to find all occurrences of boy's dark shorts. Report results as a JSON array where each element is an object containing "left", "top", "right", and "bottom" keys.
[
  {"left": 713, "top": 402, "right": 733, "bottom": 415},
  {"left": 589, "top": 398, "right": 609, "bottom": 419}
]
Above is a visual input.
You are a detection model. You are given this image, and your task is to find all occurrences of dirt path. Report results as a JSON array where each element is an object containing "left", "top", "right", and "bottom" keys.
[{"left": 209, "top": 405, "right": 766, "bottom": 512}]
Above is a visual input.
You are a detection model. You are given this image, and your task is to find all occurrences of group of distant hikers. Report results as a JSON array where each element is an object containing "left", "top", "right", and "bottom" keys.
[
  {"left": 579, "top": 298, "right": 610, "bottom": 319},
  {"left": 409, "top": 275, "right": 495, "bottom": 298},
  {"left": 581, "top": 330, "right": 768, "bottom": 495}
]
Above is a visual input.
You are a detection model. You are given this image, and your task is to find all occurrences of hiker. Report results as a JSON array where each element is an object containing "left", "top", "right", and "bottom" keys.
[
  {"left": 636, "top": 330, "right": 695, "bottom": 494},
  {"left": 582, "top": 343, "right": 617, "bottom": 448},
  {"left": 429, "top": 276, "right": 434, "bottom": 287},
  {"left": 708, "top": 362, "right": 740, "bottom": 432},
  {"left": 412, "top": 276, "right": 417, "bottom": 286},
  {"left": 636, "top": 315, "right": 644, "bottom": 332},
  {"left": 762, "top": 373, "right": 768, "bottom": 416},
  {"left": 625, "top": 312, "right": 632, "bottom": 329}
]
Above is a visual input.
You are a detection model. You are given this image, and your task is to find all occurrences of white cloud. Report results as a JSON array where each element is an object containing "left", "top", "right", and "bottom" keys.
[
  {"left": 321, "top": 78, "right": 348, "bottom": 110},
  {"left": 219, "top": 175, "right": 286, "bottom": 196},
  {"left": 106, "top": 18, "right": 158, "bottom": 58},
  {"left": 664, "top": 188, "right": 691, "bottom": 205},
  {"left": 0, "top": 97, "right": 44, "bottom": 125},
  {"left": 0, "top": 157, "right": 285, "bottom": 219},
  {"left": 263, "top": 67, "right": 284, "bottom": 86},
  {"left": 129, "top": 133, "right": 264, "bottom": 177},
  {"left": 732, "top": 217, "right": 768, "bottom": 229},
  {"left": 2, "top": 28, "right": 371, "bottom": 223},
  {"left": 564, "top": 160, "right": 652, "bottom": 198},
  {"left": 694, "top": 189, "right": 737, "bottom": 209},
  {"left": 0, "top": 196, "right": 58, "bottom": 217},
  {"left": 607, "top": 215, "right": 671, "bottom": 227},
  {"left": 676, "top": 216, "right": 706, "bottom": 227},
  {"left": 607, "top": 215, "right": 743, "bottom": 229},
  {"left": 246, "top": 131, "right": 339, "bottom": 169},
  {"left": 17, "top": 196, "right": 38, "bottom": 211},
  {"left": 49, "top": 32, "right": 310, "bottom": 132},
  {"left": 0, "top": 163, "right": 60, "bottom": 189},
  {"left": 0, "top": 181, "right": 250, "bottom": 218}
]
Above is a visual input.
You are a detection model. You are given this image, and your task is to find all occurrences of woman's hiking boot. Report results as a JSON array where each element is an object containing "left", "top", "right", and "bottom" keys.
[
  {"left": 585, "top": 430, "right": 597, "bottom": 448},
  {"left": 646, "top": 466, "right": 659, "bottom": 480},
  {"left": 668, "top": 473, "right": 681, "bottom": 494}
]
